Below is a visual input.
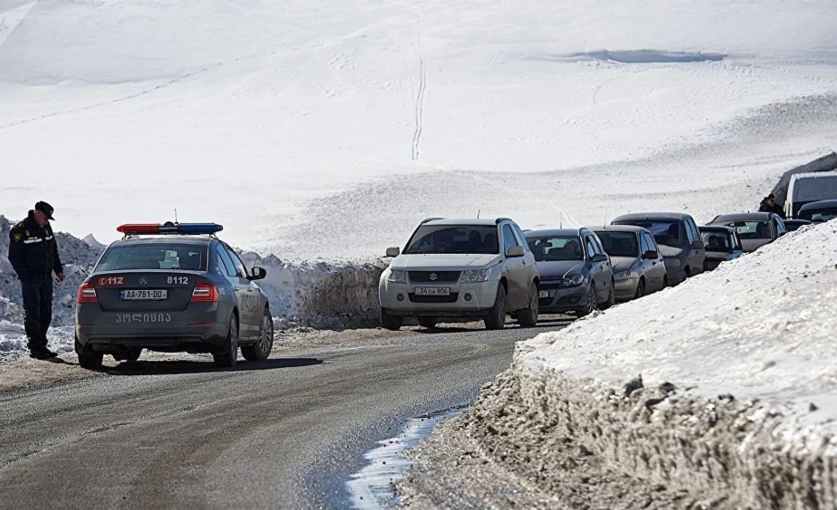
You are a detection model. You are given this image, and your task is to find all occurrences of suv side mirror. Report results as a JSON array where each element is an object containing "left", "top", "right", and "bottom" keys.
[
  {"left": 642, "top": 250, "right": 658, "bottom": 260},
  {"left": 249, "top": 266, "right": 267, "bottom": 280},
  {"left": 590, "top": 253, "right": 608, "bottom": 263},
  {"left": 691, "top": 240, "right": 705, "bottom": 249},
  {"left": 506, "top": 246, "right": 525, "bottom": 258},
  {"left": 385, "top": 247, "right": 401, "bottom": 258}
]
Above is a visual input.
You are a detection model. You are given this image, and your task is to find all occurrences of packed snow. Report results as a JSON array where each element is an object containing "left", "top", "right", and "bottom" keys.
[{"left": 2, "top": 0, "right": 837, "bottom": 257}]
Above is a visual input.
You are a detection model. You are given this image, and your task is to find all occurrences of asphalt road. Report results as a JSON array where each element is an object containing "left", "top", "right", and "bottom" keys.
[{"left": 0, "top": 321, "right": 568, "bottom": 510}]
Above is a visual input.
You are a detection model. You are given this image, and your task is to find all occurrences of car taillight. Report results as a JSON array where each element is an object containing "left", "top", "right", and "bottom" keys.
[
  {"left": 77, "top": 282, "right": 98, "bottom": 303},
  {"left": 191, "top": 282, "right": 219, "bottom": 302}
]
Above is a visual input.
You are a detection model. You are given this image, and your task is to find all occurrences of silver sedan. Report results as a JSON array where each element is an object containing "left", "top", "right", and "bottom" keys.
[{"left": 591, "top": 225, "right": 668, "bottom": 300}]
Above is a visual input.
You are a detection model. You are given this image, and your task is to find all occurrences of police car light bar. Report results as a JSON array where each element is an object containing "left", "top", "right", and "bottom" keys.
[{"left": 117, "top": 222, "right": 224, "bottom": 236}]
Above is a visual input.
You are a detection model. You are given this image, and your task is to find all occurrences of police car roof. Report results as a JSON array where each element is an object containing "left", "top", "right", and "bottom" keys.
[{"left": 110, "top": 236, "right": 215, "bottom": 248}]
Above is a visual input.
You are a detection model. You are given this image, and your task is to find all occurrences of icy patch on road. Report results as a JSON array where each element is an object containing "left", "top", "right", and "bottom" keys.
[{"left": 347, "top": 406, "right": 467, "bottom": 509}]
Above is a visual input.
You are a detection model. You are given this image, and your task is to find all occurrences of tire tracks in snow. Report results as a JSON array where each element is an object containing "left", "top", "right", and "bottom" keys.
[{"left": 411, "top": 57, "right": 427, "bottom": 161}]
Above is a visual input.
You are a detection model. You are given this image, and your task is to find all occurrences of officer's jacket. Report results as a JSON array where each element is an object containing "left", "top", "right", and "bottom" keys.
[{"left": 8, "top": 212, "right": 63, "bottom": 280}]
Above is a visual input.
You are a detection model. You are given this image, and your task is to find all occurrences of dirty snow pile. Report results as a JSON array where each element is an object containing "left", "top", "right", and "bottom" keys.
[
  {"left": 402, "top": 221, "right": 837, "bottom": 509},
  {"left": 0, "top": 215, "right": 386, "bottom": 363}
]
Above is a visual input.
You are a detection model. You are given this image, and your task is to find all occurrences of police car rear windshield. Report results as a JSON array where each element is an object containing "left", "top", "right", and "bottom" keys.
[{"left": 96, "top": 244, "right": 208, "bottom": 272}]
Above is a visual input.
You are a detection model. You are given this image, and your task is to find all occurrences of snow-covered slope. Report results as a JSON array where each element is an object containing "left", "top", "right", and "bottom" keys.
[
  {"left": 401, "top": 221, "right": 837, "bottom": 508},
  {"left": 1, "top": 1, "right": 837, "bottom": 257}
]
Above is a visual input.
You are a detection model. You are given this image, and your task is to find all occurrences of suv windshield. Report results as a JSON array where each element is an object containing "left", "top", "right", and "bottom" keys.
[
  {"left": 96, "top": 244, "right": 208, "bottom": 272},
  {"left": 614, "top": 220, "right": 684, "bottom": 247},
  {"left": 594, "top": 231, "right": 638, "bottom": 257},
  {"left": 716, "top": 220, "right": 771, "bottom": 240},
  {"left": 525, "top": 235, "right": 582, "bottom": 261},
  {"left": 700, "top": 230, "right": 732, "bottom": 252},
  {"left": 404, "top": 225, "right": 499, "bottom": 255}
]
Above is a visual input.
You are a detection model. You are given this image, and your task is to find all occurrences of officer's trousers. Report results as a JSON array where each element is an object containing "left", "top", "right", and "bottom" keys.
[{"left": 21, "top": 274, "right": 53, "bottom": 353}]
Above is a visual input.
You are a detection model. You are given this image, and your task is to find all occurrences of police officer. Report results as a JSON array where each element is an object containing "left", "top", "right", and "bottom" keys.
[{"left": 8, "top": 201, "right": 65, "bottom": 360}]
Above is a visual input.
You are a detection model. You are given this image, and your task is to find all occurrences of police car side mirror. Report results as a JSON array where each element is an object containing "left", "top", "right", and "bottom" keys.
[{"left": 249, "top": 266, "right": 267, "bottom": 280}]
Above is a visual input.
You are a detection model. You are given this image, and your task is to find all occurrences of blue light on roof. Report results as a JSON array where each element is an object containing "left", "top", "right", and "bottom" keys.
[{"left": 176, "top": 223, "right": 224, "bottom": 234}]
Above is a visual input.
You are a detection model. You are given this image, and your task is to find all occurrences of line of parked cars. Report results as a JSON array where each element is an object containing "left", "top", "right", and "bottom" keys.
[{"left": 378, "top": 203, "right": 831, "bottom": 331}]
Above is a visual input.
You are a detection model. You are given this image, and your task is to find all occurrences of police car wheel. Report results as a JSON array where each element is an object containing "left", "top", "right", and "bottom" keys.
[
  {"left": 213, "top": 315, "right": 239, "bottom": 368},
  {"left": 242, "top": 309, "right": 273, "bottom": 362},
  {"left": 75, "top": 337, "right": 103, "bottom": 370}
]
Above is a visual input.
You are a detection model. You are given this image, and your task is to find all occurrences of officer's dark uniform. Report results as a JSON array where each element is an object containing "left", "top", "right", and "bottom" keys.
[{"left": 8, "top": 203, "right": 63, "bottom": 358}]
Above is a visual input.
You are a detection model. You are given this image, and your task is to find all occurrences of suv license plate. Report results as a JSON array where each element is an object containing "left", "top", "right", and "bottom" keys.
[
  {"left": 121, "top": 289, "right": 168, "bottom": 301},
  {"left": 415, "top": 287, "right": 451, "bottom": 296}
]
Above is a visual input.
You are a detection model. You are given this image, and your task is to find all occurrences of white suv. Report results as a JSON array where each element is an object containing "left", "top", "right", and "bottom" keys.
[{"left": 379, "top": 218, "right": 540, "bottom": 331}]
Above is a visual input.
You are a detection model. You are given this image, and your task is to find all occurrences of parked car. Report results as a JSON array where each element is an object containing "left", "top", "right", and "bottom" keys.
[
  {"left": 523, "top": 228, "right": 614, "bottom": 316},
  {"left": 785, "top": 171, "right": 837, "bottom": 218},
  {"left": 697, "top": 225, "right": 744, "bottom": 271},
  {"left": 708, "top": 212, "right": 786, "bottom": 252},
  {"left": 378, "top": 217, "right": 540, "bottom": 331},
  {"left": 610, "top": 213, "right": 705, "bottom": 285},
  {"left": 782, "top": 219, "right": 813, "bottom": 232},
  {"left": 591, "top": 225, "right": 667, "bottom": 300},
  {"left": 798, "top": 199, "right": 837, "bottom": 223}
]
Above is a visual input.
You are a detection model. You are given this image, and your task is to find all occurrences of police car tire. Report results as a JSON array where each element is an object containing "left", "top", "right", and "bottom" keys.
[
  {"left": 75, "top": 338, "right": 103, "bottom": 370},
  {"left": 242, "top": 309, "right": 273, "bottom": 362},
  {"left": 213, "top": 315, "right": 239, "bottom": 368}
]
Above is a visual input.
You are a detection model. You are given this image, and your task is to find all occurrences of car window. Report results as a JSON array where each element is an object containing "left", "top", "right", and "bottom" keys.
[
  {"left": 215, "top": 245, "right": 237, "bottom": 277},
  {"left": 639, "top": 233, "right": 650, "bottom": 254},
  {"left": 502, "top": 224, "right": 519, "bottom": 254},
  {"left": 700, "top": 230, "right": 732, "bottom": 252},
  {"left": 613, "top": 220, "right": 684, "bottom": 247},
  {"left": 404, "top": 225, "right": 500, "bottom": 254},
  {"left": 685, "top": 219, "right": 698, "bottom": 243},
  {"left": 224, "top": 245, "right": 249, "bottom": 278},
  {"left": 585, "top": 237, "right": 598, "bottom": 258},
  {"left": 774, "top": 219, "right": 785, "bottom": 235},
  {"left": 715, "top": 220, "right": 773, "bottom": 240},
  {"left": 95, "top": 244, "right": 207, "bottom": 272},
  {"left": 511, "top": 224, "right": 531, "bottom": 252},
  {"left": 525, "top": 235, "right": 582, "bottom": 261},
  {"left": 595, "top": 231, "right": 638, "bottom": 257}
]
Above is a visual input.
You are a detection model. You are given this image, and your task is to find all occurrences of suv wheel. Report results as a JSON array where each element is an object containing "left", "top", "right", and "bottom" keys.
[
  {"left": 242, "top": 308, "right": 273, "bottom": 361},
  {"left": 213, "top": 314, "right": 239, "bottom": 368},
  {"left": 418, "top": 317, "right": 437, "bottom": 329},
  {"left": 517, "top": 284, "right": 539, "bottom": 328},
  {"left": 75, "top": 336, "right": 103, "bottom": 370},
  {"left": 484, "top": 283, "right": 508, "bottom": 330},
  {"left": 381, "top": 308, "right": 403, "bottom": 331},
  {"left": 577, "top": 284, "right": 597, "bottom": 317}
]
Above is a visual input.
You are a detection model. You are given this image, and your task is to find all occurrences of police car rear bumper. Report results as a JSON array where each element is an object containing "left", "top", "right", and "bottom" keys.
[{"left": 75, "top": 304, "right": 230, "bottom": 351}]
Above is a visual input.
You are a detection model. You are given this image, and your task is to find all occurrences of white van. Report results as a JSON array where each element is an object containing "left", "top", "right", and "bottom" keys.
[{"left": 786, "top": 171, "right": 837, "bottom": 218}]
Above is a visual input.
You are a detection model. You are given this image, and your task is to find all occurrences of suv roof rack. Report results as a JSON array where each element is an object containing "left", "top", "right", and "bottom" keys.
[{"left": 421, "top": 217, "right": 445, "bottom": 224}]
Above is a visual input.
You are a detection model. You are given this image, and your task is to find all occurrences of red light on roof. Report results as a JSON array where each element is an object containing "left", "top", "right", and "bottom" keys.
[{"left": 117, "top": 224, "right": 160, "bottom": 234}]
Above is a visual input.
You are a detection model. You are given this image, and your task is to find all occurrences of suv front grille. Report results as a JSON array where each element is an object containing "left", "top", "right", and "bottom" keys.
[
  {"left": 408, "top": 293, "right": 459, "bottom": 304},
  {"left": 409, "top": 271, "right": 461, "bottom": 283}
]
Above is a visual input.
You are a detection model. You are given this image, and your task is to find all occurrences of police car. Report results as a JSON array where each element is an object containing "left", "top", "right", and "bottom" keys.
[{"left": 75, "top": 222, "right": 273, "bottom": 369}]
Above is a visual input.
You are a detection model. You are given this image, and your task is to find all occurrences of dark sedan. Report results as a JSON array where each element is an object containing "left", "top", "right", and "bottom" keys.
[
  {"left": 783, "top": 219, "right": 813, "bottom": 232},
  {"left": 75, "top": 222, "right": 273, "bottom": 369},
  {"left": 524, "top": 228, "right": 614, "bottom": 316},
  {"left": 798, "top": 199, "right": 837, "bottom": 223},
  {"left": 709, "top": 212, "right": 786, "bottom": 253},
  {"left": 698, "top": 225, "right": 744, "bottom": 271}
]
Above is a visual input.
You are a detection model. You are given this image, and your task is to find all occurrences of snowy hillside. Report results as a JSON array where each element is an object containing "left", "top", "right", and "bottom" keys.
[{"left": 1, "top": 1, "right": 837, "bottom": 258}]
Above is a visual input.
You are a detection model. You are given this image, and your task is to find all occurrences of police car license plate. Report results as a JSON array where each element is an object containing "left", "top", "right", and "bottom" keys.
[
  {"left": 539, "top": 290, "right": 549, "bottom": 298},
  {"left": 121, "top": 289, "right": 167, "bottom": 301},
  {"left": 415, "top": 287, "right": 450, "bottom": 296}
]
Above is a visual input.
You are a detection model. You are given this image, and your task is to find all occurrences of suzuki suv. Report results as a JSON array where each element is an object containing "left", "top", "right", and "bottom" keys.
[{"left": 379, "top": 218, "right": 540, "bottom": 331}]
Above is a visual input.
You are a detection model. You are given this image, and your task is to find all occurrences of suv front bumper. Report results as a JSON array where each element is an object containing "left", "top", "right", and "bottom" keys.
[{"left": 379, "top": 279, "right": 500, "bottom": 317}]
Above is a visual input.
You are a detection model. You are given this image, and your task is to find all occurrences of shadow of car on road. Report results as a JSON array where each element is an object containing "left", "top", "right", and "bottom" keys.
[
  {"left": 101, "top": 357, "right": 323, "bottom": 376},
  {"left": 413, "top": 316, "right": 575, "bottom": 335}
]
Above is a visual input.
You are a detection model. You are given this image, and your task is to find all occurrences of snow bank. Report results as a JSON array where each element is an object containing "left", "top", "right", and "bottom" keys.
[
  {"left": 0, "top": 216, "right": 386, "bottom": 361},
  {"left": 402, "top": 221, "right": 837, "bottom": 508}
]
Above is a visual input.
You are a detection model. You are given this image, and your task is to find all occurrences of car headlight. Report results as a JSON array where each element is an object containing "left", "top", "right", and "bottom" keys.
[
  {"left": 562, "top": 274, "right": 584, "bottom": 287},
  {"left": 613, "top": 270, "right": 632, "bottom": 281},
  {"left": 461, "top": 268, "right": 490, "bottom": 283},
  {"left": 665, "top": 258, "right": 681, "bottom": 268},
  {"left": 386, "top": 270, "right": 406, "bottom": 283}
]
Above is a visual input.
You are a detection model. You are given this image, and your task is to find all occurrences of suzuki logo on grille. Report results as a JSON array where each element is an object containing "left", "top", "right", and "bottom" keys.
[
  {"left": 429, "top": 273, "right": 438, "bottom": 281},
  {"left": 138, "top": 277, "right": 149, "bottom": 286}
]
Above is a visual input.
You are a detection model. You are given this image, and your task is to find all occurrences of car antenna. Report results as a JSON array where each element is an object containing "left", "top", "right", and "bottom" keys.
[
  {"left": 174, "top": 208, "right": 179, "bottom": 224},
  {"left": 477, "top": 209, "right": 481, "bottom": 219}
]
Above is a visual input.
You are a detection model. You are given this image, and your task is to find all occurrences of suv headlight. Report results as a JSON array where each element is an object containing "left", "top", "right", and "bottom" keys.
[
  {"left": 562, "top": 274, "right": 584, "bottom": 287},
  {"left": 461, "top": 268, "right": 490, "bottom": 283},
  {"left": 613, "top": 269, "right": 632, "bottom": 281},
  {"left": 386, "top": 270, "right": 407, "bottom": 283}
]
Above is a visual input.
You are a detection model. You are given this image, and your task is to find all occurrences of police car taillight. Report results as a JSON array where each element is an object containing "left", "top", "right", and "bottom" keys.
[
  {"left": 77, "top": 282, "right": 98, "bottom": 304},
  {"left": 191, "top": 282, "right": 219, "bottom": 302}
]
